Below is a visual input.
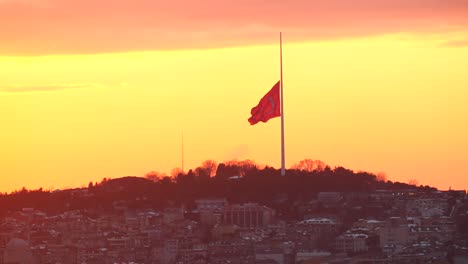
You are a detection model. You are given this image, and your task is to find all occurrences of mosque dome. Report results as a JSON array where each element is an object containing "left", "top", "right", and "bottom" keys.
[
  {"left": 4, "top": 238, "right": 33, "bottom": 264},
  {"left": 6, "top": 238, "right": 28, "bottom": 249}
]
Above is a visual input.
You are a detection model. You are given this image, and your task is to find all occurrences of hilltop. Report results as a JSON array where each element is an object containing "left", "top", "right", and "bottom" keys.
[{"left": 0, "top": 160, "right": 435, "bottom": 217}]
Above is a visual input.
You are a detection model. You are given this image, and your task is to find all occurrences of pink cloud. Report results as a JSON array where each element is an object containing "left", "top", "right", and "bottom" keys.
[{"left": 1, "top": 0, "right": 468, "bottom": 55}]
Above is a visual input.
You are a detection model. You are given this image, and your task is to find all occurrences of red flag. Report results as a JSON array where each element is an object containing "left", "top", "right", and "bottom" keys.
[{"left": 248, "top": 81, "right": 281, "bottom": 125}]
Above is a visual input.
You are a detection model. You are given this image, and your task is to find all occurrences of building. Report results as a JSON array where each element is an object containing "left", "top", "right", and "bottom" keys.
[
  {"left": 406, "top": 198, "right": 448, "bottom": 217},
  {"left": 354, "top": 219, "right": 383, "bottom": 232},
  {"left": 3, "top": 238, "right": 33, "bottom": 264},
  {"left": 379, "top": 217, "right": 409, "bottom": 253},
  {"left": 211, "top": 224, "right": 239, "bottom": 240},
  {"left": 163, "top": 208, "right": 184, "bottom": 224},
  {"left": 33, "top": 244, "right": 77, "bottom": 264},
  {"left": 221, "top": 204, "right": 274, "bottom": 228},
  {"left": 295, "top": 251, "right": 331, "bottom": 264},
  {"left": 255, "top": 247, "right": 284, "bottom": 264},
  {"left": 178, "top": 244, "right": 208, "bottom": 264},
  {"left": 162, "top": 239, "right": 179, "bottom": 264},
  {"left": 107, "top": 237, "right": 131, "bottom": 249},
  {"left": 296, "top": 218, "right": 339, "bottom": 235},
  {"left": 199, "top": 211, "right": 222, "bottom": 227},
  {"left": 334, "top": 233, "right": 368, "bottom": 253},
  {"left": 317, "top": 192, "right": 341, "bottom": 206},
  {"left": 195, "top": 198, "right": 227, "bottom": 212}
]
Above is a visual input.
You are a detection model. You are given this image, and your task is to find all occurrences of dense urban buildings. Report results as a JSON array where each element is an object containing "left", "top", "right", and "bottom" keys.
[{"left": 0, "top": 175, "right": 467, "bottom": 263}]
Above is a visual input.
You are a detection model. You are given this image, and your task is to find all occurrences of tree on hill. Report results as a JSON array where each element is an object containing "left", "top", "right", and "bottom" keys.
[
  {"left": 291, "top": 159, "right": 326, "bottom": 172},
  {"left": 0, "top": 160, "right": 437, "bottom": 216},
  {"left": 201, "top": 160, "right": 218, "bottom": 177},
  {"left": 171, "top": 168, "right": 183, "bottom": 178},
  {"left": 144, "top": 171, "right": 162, "bottom": 182}
]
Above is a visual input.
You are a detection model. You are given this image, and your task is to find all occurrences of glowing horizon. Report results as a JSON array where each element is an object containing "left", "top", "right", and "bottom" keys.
[{"left": 1, "top": 0, "right": 468, "bottom": 193}]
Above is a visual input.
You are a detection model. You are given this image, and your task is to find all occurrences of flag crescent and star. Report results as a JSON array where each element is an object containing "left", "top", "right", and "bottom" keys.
[{"left": 248, "top": 81, "right": 281, "bottom": 125}]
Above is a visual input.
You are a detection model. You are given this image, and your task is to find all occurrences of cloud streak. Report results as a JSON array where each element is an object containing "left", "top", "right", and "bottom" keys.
[
  {"left": 0, "top": 83, "right": 103, "bottom": 93},
  {"left": 1, "top": 0, "right": 468, "bottom": 55},
  {"left": 442, "top": 39, "right": 468, "bottom": 47}
]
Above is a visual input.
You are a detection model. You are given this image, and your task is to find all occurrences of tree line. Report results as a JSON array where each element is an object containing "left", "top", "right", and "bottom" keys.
[{"left": 0, "top": 159, "right": 434, "bottom": 217}]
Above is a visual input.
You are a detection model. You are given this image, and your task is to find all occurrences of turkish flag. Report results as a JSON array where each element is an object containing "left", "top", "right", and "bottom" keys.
[{"left": 248, "top": 81, "right": 281, "bottom": 125}]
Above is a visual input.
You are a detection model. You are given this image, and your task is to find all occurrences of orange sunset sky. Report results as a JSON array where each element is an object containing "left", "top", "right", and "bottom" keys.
[{"left": 1, "top": 0, "right": 468, "bottom": 192}]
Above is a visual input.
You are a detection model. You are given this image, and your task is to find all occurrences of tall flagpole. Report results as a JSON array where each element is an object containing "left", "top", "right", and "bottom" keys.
[
  {"left": 280, "top": 32, "right": 286, "bottom": 176},
  {"left": 182, "top": 130, "right": 184, "bottom": 173}
]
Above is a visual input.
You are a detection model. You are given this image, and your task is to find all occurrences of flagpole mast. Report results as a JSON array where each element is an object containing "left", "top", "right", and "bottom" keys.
[
  {"left": 182, "top": 130, "right": 184, "bottom": 173},
  {"left": 280, "top": 32, "right": 286, "bottom": 176}
]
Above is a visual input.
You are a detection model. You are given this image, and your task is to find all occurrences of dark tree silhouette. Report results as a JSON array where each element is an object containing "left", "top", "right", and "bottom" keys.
[
  {"left": 201, "top": 160, "right": 218, "bottom": 177},
  {"left": 291, "top": 159, "right": 326, "bottom": 172},
  {"left": 0, "top": 160, "right": 436, "bottom": 217},
  {"left": 144, "top": 171, "right": 162, "bottom": 182}
]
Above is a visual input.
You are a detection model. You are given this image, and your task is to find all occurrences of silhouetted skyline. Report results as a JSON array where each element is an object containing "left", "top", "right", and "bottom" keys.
[{"left": 1, "top": 0, "right": 467, "bottom": 193}]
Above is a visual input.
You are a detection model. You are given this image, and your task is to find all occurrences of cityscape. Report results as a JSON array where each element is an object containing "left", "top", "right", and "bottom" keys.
[
  {"left": 1, "top": 161, "right": 467, "bottom": 263},
  {"left": 2, "top": 1, "right": 468, "bottom": 263}
]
